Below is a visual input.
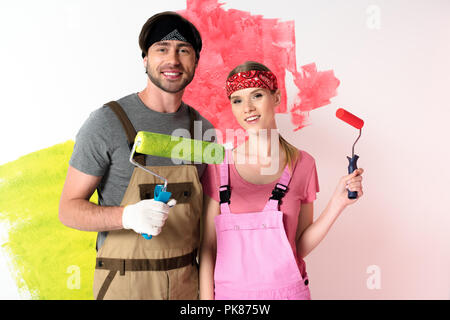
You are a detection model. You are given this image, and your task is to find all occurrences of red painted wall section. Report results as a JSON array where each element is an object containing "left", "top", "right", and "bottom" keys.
[{"left": 179, "top": 0, "right": 340, "bottom": 136}]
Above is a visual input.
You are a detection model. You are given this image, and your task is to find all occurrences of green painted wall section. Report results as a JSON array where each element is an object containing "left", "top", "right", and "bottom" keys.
[{"left": 0, "top": 141, "right": 97, "bottom": 299}]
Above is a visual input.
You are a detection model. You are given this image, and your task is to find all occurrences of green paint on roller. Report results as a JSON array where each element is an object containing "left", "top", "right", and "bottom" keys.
[{"left": 135, "top": 131, "right": 224, "bottom": 164}]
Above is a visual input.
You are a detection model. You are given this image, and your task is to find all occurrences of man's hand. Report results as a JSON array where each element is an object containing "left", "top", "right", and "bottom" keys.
[{"left": 122, "top": 199, "right": 177, "bottom": 236}]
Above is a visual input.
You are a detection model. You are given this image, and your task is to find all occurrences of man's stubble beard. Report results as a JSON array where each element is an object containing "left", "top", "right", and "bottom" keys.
[{"left": 146, "top": 65, "right": 195, "bottom": 94}]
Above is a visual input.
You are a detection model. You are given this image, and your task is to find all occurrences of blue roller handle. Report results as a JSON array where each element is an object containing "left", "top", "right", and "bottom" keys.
[
  {"left": 142, "top": 185, "right": 171, "bottom": 240},
  {"left": 347, "top": 155, "right": 359, "bottom": 199}
]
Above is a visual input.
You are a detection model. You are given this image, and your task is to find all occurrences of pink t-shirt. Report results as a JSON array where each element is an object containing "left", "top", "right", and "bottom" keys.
[{"left": 200, "top": 148, "right": 320, "bottom": 278}]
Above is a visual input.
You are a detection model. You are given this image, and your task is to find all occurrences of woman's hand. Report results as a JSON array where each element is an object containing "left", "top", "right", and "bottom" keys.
[{"left": 331, "top": 168, "right": 364, "bottom": 209}]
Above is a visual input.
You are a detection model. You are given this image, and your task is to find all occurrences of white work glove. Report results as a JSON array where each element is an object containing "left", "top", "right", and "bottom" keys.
[{"left": 122, "top": 198, "right": 177, "bottom": 236}]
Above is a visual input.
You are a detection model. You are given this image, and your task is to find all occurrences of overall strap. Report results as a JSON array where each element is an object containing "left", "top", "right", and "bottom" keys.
[
  {"left": 263, "top": 164, "right": 293, "bottom": 211},
  {"left": 186, "top": 104, "right": 198, "bottom": 163},
  {"left": 106, "top": 101, "right": 145, "bottom": 166},
  {"left": 187, "top": 104, "right": 196, "bottom": 140},
  {"left": 106, "top": 101, "right": 198, "bottom": 166},
  {"left": 218, "top": 149, "right": 231, "bottom": 214}
]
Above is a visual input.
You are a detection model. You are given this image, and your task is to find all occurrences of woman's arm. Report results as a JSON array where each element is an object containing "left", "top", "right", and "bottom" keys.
[
  {"left": 296, "top": 168, "right": 364, "bottom": 258},
  {"left": 199, "top": 193, "right": 220, "bottom": 300},
  {"left": 296, "top": 199, "right": 344, "bottom": 258}
]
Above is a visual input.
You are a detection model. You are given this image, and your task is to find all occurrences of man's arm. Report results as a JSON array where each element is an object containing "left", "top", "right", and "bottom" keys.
[
  {"left": 58, "top": 165, "right": 124, "bottom": 232},
  {"left": 199, "top": 194, "right": 220, "bottom": 300}
]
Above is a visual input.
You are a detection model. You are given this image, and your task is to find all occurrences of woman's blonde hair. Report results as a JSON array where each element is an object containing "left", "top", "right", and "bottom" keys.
[{"left": 227, "top": 61, "right": 299, "bottom": 171}]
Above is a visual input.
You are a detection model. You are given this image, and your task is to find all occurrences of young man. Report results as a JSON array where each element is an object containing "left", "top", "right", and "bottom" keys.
[{"left": 59, "top": 12, "right": 215, "bottom": 300}]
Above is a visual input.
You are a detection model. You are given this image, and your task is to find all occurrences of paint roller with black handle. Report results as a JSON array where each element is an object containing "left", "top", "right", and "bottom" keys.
[{"left": 336, "top": 108, "right": 364, "bottom": 199}]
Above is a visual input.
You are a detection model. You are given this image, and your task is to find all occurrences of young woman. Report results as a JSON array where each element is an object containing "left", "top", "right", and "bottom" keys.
[{"left": 199, "top": 61, "right": 364, "bottom": 300}]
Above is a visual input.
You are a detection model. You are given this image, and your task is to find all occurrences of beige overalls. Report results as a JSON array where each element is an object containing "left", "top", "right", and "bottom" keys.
[{"left": 93, "top": 101, "right": 202, "bottom": 300}]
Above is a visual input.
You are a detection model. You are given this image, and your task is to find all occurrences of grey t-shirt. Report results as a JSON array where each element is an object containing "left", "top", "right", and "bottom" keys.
[{"left": 69, "top": 93, "right": 216, "bottom": 249}]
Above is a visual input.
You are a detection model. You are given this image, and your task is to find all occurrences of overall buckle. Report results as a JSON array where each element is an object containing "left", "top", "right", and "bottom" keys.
[
  {"left": 270, "top": 183, "right": 288, "bottom": 201},
  {"left": 219, "top": 185, "right": 231, "bottom": 204}
]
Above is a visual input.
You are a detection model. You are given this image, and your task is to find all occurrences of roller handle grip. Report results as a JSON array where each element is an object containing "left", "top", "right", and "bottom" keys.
[
  {"left": 142, "top": 185, "right": 171, "bottom": 240},
  {"left": 347, "top": 155, "right": 359, "bottom": 199}
]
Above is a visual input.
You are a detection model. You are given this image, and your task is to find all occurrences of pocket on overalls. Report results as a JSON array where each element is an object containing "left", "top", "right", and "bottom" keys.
[
  {"left": 138, "top": 182, "right": 199, "bottom": 247},
  {"left": 138, "top": 182, "right": 194, "bottom": 205},
  {"left": 168, "top": 264, "right": 199, "bottom": 300}
]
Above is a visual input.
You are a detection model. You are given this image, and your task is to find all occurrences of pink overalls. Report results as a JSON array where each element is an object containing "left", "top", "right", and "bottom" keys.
[{"left": 214, "top": 150, "right": 311, "bottom": 300}]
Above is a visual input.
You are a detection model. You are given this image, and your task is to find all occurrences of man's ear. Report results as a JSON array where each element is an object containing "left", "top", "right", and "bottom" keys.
[{"left": 143, "top": 56, "right": 148, "bottom": 68}]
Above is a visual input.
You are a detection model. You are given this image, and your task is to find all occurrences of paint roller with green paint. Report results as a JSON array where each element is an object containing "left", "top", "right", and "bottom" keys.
[
  {"left": 129, "top": 131, "right": 225, "bottom": 239},
  {"left": 134, "top": 131, "right": 225, "bottom": 164}
]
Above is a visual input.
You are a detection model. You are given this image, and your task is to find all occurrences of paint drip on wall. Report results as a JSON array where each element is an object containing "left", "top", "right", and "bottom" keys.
[{"left": 179, "top": 0, "right": 340, "bottom": 138}]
